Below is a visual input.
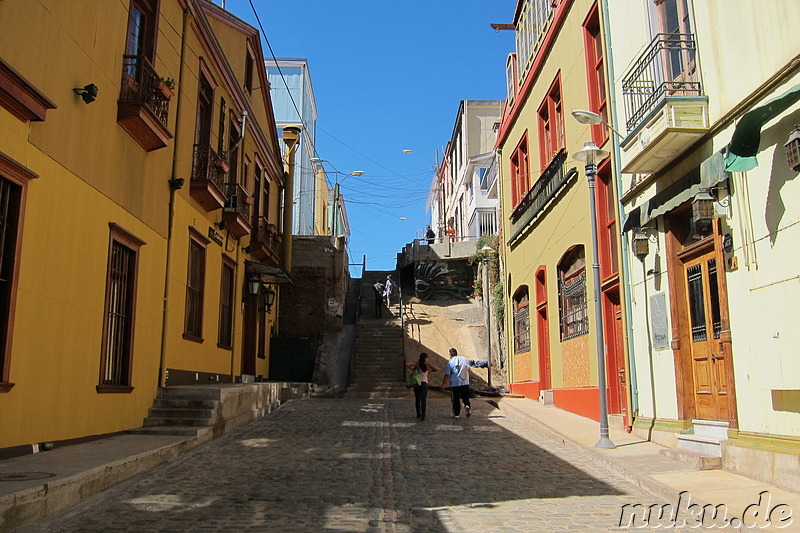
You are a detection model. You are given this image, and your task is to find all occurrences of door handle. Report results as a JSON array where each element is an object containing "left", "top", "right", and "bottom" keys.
[{"left": 618, "top": 369, "right": 626, "bottom": 384}]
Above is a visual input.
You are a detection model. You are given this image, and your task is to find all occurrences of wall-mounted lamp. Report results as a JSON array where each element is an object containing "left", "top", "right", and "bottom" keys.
[
  {"left": 692, "top": 189, "right": 716, "bottom": 234},
  {"left": 247, "top": 276, "right": 261, "bottom": 297},
  {"left": 785, "top": 125, "right": 800, "bottom": 172},
  {"left": 632, "top": 230, "right": 650, "bottom": 260},
  {"left": 73, "top": 83, "right": 98, "bottom": 104},
  {"left": 262, "top": 285, "right": 276, "bottom": 312}
]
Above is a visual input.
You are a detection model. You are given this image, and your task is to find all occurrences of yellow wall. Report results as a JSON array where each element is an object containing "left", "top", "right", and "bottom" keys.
[
  {"left": 500, "top": 0, "right": 604, "bottom": 389},
  {"left": 0, "top": 0, "right": 284, "bottom": 449}
]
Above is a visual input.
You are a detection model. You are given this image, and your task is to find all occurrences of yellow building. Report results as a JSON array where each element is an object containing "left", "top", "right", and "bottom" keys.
[
  {"left": 0, "top": 0, "right": 287, "bottom": 453},
  {"left": 497, "top": 0, "right": 629, "bottom": 427}
]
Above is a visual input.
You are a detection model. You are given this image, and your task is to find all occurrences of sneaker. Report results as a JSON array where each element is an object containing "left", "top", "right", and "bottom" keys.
[
  {"left": 465, "top": 406, "right": 471, "bottom": 418},
  {"left": 451, "top": 413, "right": 459, "bottom": 419}
]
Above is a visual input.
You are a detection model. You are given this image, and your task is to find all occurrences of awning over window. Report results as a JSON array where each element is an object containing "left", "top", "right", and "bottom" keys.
[
  {"left": 623, "top": 151, "right": 728, "bottom": 232},
  {"left": 726, "top": 83, "right": 800, "bottom": 172},
  {"left": 245, "top": 260, "right": 294, "bottom": 284}
]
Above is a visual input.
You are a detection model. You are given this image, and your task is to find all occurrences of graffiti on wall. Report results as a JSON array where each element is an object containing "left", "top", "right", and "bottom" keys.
[{"left": 414, "top": 260, "right": 474, "bottom": 300}]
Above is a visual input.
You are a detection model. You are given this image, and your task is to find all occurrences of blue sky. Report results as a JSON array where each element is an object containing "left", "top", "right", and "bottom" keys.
[{"left": 221, "top": 1, "right": 516, "bottom": 272}]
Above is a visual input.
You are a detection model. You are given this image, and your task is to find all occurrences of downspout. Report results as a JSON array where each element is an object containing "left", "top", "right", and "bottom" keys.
[
  {"left": 159, "top": 6, "right": 191, "bottom": 388},
  {"left": 281, "top": 126, "right": 301, "bottom": 272},
  {"left": 600, "top": 0, "right": 639, "bottom": 417}
]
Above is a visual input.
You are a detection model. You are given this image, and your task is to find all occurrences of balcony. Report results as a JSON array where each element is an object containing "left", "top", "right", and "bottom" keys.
[
  {"left": 482, "top": 158, "right": 499, "bottom": 199},
  {"left": 249, "top": 217, "right": 282, "bottom": 263},
  {"left": 620, "top": 33, "right": 708, "bottom": 175},
  {"left": 190, "top": 145, "right": 227, "bottom": 210},
  {"left": 508, "top": 148, "right": 577, "bottom": 246},
  {"left": 117, "top": 55, "right": 173, "bottom": 151},
  {"left": 222, "top": 183, "right": 252, "bottom": 238}
]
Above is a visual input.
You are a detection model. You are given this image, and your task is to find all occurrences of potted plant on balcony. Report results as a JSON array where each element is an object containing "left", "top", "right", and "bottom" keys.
[
  {"left": 215, "top": 150, "right": 230, "bottom": 173},
  {"left": 154, "top": 77, "right": 175, "bottom": 100}
]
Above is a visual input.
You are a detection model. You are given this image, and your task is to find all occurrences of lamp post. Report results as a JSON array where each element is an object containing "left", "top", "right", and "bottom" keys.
[
  {"left": 573, "top": 141, "right": 615, "bottom": 449},
  {"left": 480, "top": 244, "right": 493, "bottom": 389}
]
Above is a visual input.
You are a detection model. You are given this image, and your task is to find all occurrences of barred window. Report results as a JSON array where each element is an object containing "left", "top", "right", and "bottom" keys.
[
  {"left": 0, "top": 177, "right": 22, "bottom": 390},
  {"left": 99, "top": 224, "right": 144, "bottom": 392},
  {"left": 558, "top": 247, "right": 588, "bottom": 340},
  {"left": 513, "top": 287, "right": 531, "bottom": 354},
  {"left": 184, "top": 230, "right": 207, "bottom": 341}
]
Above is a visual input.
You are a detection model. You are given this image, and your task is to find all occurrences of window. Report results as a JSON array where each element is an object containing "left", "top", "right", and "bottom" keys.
[
  {"left": 538, "top": 75, "right": 565, "bottom": 169},
  {"left": 244, "top": 48, "right": 254, "bottom": 95},
  {"left": 0, "top": 159, "right": 34, "bottom": 392},
  {"left": 99, "top": 224, "right": 145, "bottom": 392},
  {"left": 558, "top": 246, "right": 588, "bottom": 340},
  {"left": 218, "top": 259, "right": 235, "bottom": 348},
  {"left": 510, "top": 133, "right": 530, "bottom": 208},
  {"left": 184, "top": 229, "right": 208, "bottom": 341},
  {"left": 195, "top": 74, "right": 213, "bottom": 148},
  {"left": 583, "top": 4, "right": 608, "bottom": 146},
  {"left": 515, "top": 0, "right": 557, "bottom": 80},
  {"left": 513, "top": 287, "right": 531, "bottom": 354},
  {"left": 505, "top": 53, "right": 518, "bottom": 107},
  {"left": 217, "top": 97, "right": 227, "bottom": 156},
  {"left": 124, "top": 0, "right": 158, "bottom": 80},
  {"left": 596, "top": 162, "right": 618, "bottom": 278}
]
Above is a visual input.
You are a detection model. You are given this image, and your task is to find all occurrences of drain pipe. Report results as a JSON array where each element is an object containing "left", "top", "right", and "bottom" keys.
[
  {"left": 159, "top": 6, "right": 191, "bottom": 388},
  {"left": 600, "top": 0, "right": 639, "bottom": 418}
]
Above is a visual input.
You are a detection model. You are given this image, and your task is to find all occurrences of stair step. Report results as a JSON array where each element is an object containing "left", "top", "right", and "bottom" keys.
[
  {"left": 148, "top": 407, "right": 215, "bottom": 419},
  {"left": 153, "top": 398, "right": 218, "bottom": 409},
  {"left": 144, "top": 417, "right": 211, "bottom": 427},
  {"left": 659, "top": 448, "right": 722, "bottom": 470},
  {"left": 677, "top": 433, "right": 726, "bottom": 457},
  {"left": 128, "top": 426, "right": 203, "bottom": 437},
  {"left": 691, "top": 419, "right": 730, "bottom": 439}
]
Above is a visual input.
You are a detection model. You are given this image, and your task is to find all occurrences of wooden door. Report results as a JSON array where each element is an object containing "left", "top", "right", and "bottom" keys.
[
  {"left": 683, "top": 250, "right": 728, "bottom": 421},
  {"left": 605, "top": 290, "right": 627, "bottom": 420},
  {"left": 536, "top": 305, "right": 551, "bottom": 390}
]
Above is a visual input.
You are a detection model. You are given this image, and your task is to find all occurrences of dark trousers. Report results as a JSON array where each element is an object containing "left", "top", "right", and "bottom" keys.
[
  {"left": 374, "top": 294, "right": 382, "bottom": 318},
  {"left": 413, "top": 382, "right": 428, "bottom": 419},
  {"left": 450, "top": 385, "right": 471, "bottom": 416}
]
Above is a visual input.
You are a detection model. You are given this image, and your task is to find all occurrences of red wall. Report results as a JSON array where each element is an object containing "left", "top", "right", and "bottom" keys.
[{"left": 553, "top": 387, "right": 600, "bottom": 422}]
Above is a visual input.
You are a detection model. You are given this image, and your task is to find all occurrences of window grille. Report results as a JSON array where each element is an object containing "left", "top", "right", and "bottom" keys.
[
  {"left": 102, "top": 241, "right": 135, "bottom": 385},
  {"left": 560, "top": 269, "right": 588, "bottom": 340},
  {"left": 218, "top": 262, "right": 234, "bottom": 347},
  {"left": 185, "top": 238, "right": 205, "bottom": 339}
]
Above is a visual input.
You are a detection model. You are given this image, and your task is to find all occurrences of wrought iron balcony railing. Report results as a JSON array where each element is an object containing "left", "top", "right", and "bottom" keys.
[
  {"left": 120, "top": 55, "right": 170, "bottom": 129},
  {"left": 224, "top": 182, "right": 252, "bottom": 221},
  {"left": 509, "top": 148, "right": 574, "bottom": 233},
  {"left": 191, "top": 145, "right": 227, "bottom": 194},
  {"left": 251, "top": 216, "right": 282, "bottom": 259},
  {"left": 621, "top": 33, "right": 702, "bottom": 132}
]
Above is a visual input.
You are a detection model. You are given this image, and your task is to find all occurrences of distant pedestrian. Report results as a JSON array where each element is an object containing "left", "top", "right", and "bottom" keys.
[
  {"left": 441, "top": 347, "right": 472, "bottom": 418},
  {"left": 424, "top": 225, "right": 436, "bottom": 245},
  {"left": 406, "top": 352, "right": 440, "bottom": 421},
  {"left": 372, "top": 280, "right": 384, "bottom": 318},
  {"left": 384, "top": 275, "right": 396, "bottom": 309}
]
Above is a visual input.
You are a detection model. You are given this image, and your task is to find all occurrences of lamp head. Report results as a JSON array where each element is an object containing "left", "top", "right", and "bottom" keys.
[
  {"left": 571, "top": 109, "right": 603, "bottom": 125},
  {"left": 573, "top": 142, "right": 610, "bottom": 166},
  {"left": 73, "top": 83, "right": 98, "bottom": 104},
  {"left": 351, "top": 170, "right": 364, "bottom": 176}
]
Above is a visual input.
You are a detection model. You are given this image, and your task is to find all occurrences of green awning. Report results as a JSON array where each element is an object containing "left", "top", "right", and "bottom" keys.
[{"left": 726, "top": 83, "right": 800, "bottom": 172}]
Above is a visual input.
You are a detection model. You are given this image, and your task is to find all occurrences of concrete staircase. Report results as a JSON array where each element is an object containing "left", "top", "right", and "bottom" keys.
[
  {"left": 347, "top": 279, "right": 409, "bottom": 399},
  {"left": 659, "top": 419, "right": 729, "bottom": 470},
  {"left": 130, "top": 382, "right": 311, "bottom": 437}
]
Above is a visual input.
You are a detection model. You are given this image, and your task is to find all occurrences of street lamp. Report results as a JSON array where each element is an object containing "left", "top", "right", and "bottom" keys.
[
  {"left": 480, "top": 244, "right": 493, "bottom": 390},
  {"left": 573, "top": 141, "right": 616, "bottom": 450},
  {"left": 571, "top": 109, "right": 625, "bottom": 140}
]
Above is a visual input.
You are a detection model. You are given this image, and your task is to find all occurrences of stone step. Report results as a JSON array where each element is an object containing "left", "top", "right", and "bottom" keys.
[
  {"left": 152, "top": 398, "right": 219, "bottom": 410},
  {"left": 691, "top": 419, "right": 730, "bottom": 439},
  {"left": 677, "top": 433, "right": 726, "bottom": 457},
  {"left": 127, "top": 426, "right": 205, "bottom": 437},
  {"left": 659, "top": 448, "right": 722, "bottom": 470},
  {"left": 148, "top": 407, "right": 215, "bottom": 419},
  {"left": 143, "top": 416, "right": 211, "bottom": 428}
]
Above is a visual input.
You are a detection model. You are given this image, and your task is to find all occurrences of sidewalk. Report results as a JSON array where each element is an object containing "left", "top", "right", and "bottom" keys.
[
  {"left": 2, "top": 396, "right": 799, "bottom": 531},
  {"left": 496, "top": 396, "right": 800, "bottom": 529}
]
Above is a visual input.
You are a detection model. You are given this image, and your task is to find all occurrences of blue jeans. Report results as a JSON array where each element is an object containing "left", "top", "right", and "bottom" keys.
[{"left": 450, "top": 385, "right": 471, "bottom": 416}]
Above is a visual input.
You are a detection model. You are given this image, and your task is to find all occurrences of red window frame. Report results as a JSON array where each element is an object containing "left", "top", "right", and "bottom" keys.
[
  {"left": 510, "top": 132, "right": 530, "bottom": 209},
  {"left": 538, "top": 74, "right": 565, "bottom": 170},
  {"left": 596, "top": 160, "right": 618, "bottom": 279},
  {"left": 583, "top": 3, "right": 609, "bottom": 147}
]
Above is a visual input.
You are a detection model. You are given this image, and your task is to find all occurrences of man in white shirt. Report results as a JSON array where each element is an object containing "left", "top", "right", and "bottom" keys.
[{"left": 441, "top": 347, "right": 472, "bottom": 418}]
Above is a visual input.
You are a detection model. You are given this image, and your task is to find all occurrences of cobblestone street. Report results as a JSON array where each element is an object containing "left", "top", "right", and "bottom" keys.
[{"left": 23, "top": 397, "right": 701, "bottom": 532}]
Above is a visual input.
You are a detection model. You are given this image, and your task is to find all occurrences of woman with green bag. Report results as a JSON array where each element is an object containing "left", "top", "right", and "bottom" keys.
[{"left": 405, "top": 353, "right": 440, "bottom": 421}]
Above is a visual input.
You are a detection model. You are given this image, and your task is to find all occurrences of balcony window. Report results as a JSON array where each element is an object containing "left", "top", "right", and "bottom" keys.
[
  {"left": 538, "top": 75, "right": 565, "bottom": 169},
  {"left": 218, "top": 259, "right": 234, "bottom": 349},
  {"left": 583, "top": 4, "right": 608, "bottom": 146},
  {"left": 510, "top": 134, "right": 530, "bottom": 208}
]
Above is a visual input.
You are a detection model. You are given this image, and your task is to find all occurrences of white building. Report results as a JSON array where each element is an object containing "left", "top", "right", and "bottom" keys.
[
  {"left": 265, "top": 58, "right": 318, "bottom": 235},
  {"left": 605, "top": 0, "right": 800, "bottom": 491},
  {"left": 432, "top": 100, "right": 502, "bottom": 242}
]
